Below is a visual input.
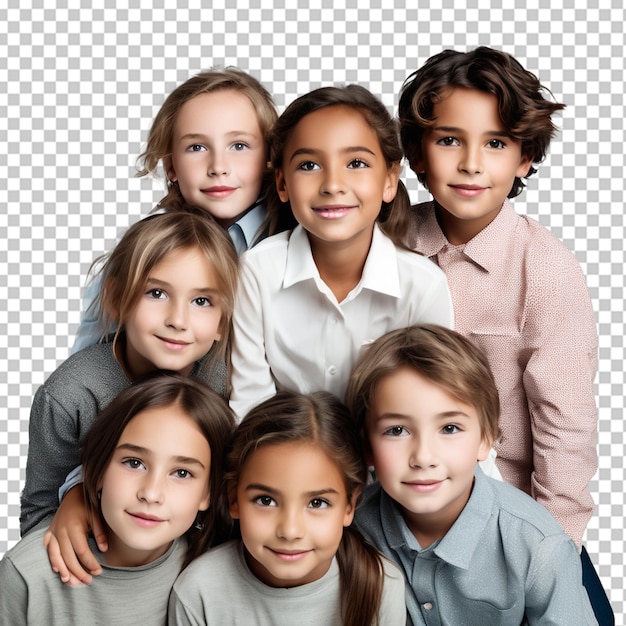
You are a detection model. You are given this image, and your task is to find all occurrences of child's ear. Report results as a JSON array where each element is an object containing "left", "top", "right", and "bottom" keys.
[
  {"left": 198, "top": 489, "right": 211, "bottom": 512},
  {"left": 165, "top": 157, "right": 177, "bottom": 183},
  {"left": 275, "top": 168, "right": 289, "bottom": 203},
  {"left": 343, "top": 491, "right": 359, "bottom": 527},
  {"left": 477, "top": 436, "right": 494, "bottom": 463},
  {"left": 516, "top": 156, "right": 534, "bottom": 179},
  {"left": 228, "top": 485, "right": 240, "bottom": 520},
  {"left": 382, "top": 162, "right": 401, "bottom": 204}
]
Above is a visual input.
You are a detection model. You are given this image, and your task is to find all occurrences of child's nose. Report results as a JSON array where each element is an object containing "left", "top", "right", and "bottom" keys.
[
  {"left": 208, "top": 151, "right": 230, "bottom": 176},
  {"left": 276, "top": 506, "right": 305, "bottom": 541},
  {"left": 320, "top": 167, "right": 346, "bottom": 195},
  {"left": 165, "top": 300, "right": 188, "bottom": 330},
  {"left": 409, "top": 436, "right": 438, "bottom": 469},
  {"left": 459, "top": 145, "right": 483, "bottom": 174},
  {"left": 137, "top": 473, "right": 165, "bottom": 504}
]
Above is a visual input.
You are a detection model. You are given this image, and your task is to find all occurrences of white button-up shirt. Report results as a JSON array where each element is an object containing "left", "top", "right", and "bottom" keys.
[{"left": 230, "top": 224, "right": 454, "bottom": 419}]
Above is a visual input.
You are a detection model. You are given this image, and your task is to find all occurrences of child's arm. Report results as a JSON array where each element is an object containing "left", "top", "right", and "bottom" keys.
[
  {"left": 522, "top": 243, "right": 598, "bottom": 549},
  {"left": 43, "top": 484, "right": 106, "bottom": 585},
  {"left": 20, "top": 385, "right": 84, "bottom": 535},
  {"left": 525, "top": 534, "right": 598, "bottom": 624},
  {"left": 229, "top": 258, "right": 277, "bottom": 419}
]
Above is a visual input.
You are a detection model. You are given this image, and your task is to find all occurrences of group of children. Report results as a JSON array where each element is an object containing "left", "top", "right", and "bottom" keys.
[{"left": 0, "top": 46, "right": 610, "bottom": 625}]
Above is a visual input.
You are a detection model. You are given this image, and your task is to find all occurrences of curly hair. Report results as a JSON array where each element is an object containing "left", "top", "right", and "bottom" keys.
[{"left": 399, "top": 47, "right": 565, "bottom": 198}]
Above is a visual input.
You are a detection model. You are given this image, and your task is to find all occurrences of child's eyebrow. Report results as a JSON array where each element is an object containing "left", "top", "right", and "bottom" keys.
[
  {"left": 432, "top": 125, "right": 511, "bottom": 138},
  {"left": 288, "top": 146, "right": 377, "bottom": 163},
  {"left": 244, "top": 484, "right": 340, "bottom": 498},
  {"left": 145, "top": 277, "right": 220, "bottom": 295},
  {"left": 178, "top": 131, "right": 258, "bottom": 142},
  {"left": 115, "top": 443, "right": 207, "bottom": 469}
]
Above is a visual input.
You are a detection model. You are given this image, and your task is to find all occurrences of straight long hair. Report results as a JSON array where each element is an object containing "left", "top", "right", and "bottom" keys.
[
  {"left": 82, "top": 374, "right": 236, "bottom": 569},
  {"left": 226, "top": 390, "right": 387, "bottom": 626}
]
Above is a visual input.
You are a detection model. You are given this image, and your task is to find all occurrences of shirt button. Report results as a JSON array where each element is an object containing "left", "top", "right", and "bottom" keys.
[
  {"left": 423, "top": 602, "right": 433, "bottom": 611},
  {"left": 328, "top": 366, "right": 337, "bottom": 376}
]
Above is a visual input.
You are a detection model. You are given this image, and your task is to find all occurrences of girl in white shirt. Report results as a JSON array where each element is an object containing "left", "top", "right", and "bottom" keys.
[{"left": 230, "top": 85, "right": 454, "bottom": 418}]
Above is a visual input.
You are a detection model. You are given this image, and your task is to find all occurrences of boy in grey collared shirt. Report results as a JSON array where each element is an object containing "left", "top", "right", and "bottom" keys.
[{"left": 346, "top": 325, "right": 597, "bottom": 626}]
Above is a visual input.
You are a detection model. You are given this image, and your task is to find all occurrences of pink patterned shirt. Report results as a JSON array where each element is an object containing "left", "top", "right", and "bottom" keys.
[{"left": 412, "top": 199, "right": 598, "bottom": 548}]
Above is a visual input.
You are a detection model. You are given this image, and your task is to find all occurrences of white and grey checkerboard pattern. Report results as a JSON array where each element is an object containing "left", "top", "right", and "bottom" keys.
[{"left": 1, "top": 0, "right": 624, "bottom": 620}]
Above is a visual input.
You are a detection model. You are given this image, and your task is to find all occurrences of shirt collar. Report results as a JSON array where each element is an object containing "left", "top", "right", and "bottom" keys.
[
  {"left": 414, "top": 199, "right": 517, "bottom": 273},
  {"left": 232, "top": 202, "right": 267, "bottom": 249},
  {"left": 282, "top": 224, "right": 401, "bottom": 298},
  {"left": 378, "top": 466, "right": 493, "bottom": 570}
]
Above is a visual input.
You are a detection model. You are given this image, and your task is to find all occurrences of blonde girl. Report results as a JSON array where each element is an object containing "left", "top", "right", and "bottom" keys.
[
  {"left": 169, "top": 390, "right": 406, "bottom": 626},
  {"left": 2, "top": 375, "right": 236, "bottom": 625},
  {"left": 229, "top": 85, "right": 454, "bottom": 418},
  {"left": 20, "top": 209, "right": 238, "bottom": 582},
  {"left": 73, "top": 67, "right": 278, "bottom": 352}
]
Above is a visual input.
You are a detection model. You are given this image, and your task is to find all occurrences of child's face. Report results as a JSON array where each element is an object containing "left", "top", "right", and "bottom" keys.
[
  {"left": 98, "top": 403, "right": 211, "bottom": 567},
  {"left": 167, "top": 90, "right": 266, "bottom": 228},
  {"left": 124, "top": 246, "right": 223, "bottom": 379},
  {"left": 230, "top": 441, "right": 355, "bottom": 588},
  {"left": 365, "top": 366, "right": 491, "bottom": 547},
  {"left": 275, "top": 105, "right": 399, "bottom": 255},
  {"left": 414, "top": 88, "right": 532, "bottom": 244}
]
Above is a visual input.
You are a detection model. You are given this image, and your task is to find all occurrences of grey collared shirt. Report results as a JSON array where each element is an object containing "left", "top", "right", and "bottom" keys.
[{"left": 355, "top": 468, "right": 597, "bottom": 625}]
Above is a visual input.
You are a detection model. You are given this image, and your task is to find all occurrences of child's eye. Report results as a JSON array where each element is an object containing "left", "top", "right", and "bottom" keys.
[
  {"left": 383, "top": 426, "right": 409, "bottom": 437},
  {"left": 187, "top": 144, "right": 207, "bottom": 152},
  {"left": 441, "top": 424, "right": 460, "bottom": 435},
  {"left": 173, "top": 468, "right": 192, "bottom": 479},
  {"left": 192, "top": 296, "right": 212, "bottom": 308},
  {"left": 308, "top": 498, "right": 330, "bottom": 509},
  {"left": 146, "top": 288, "right": 166, "bottom": 300},
  {"left": 347, "top": 158, "right": 368, "bottom": 169},
  {"left": 298, "top": 161, "right": 319, "bottom": 172},
  {"left": 231, "top": 142, "right": 249, "bottom": 151},
  {"left": 436, "top": 137, "right": 459, "bottom": 147},
  {"left": 487, "top": 138, "right": 506, "bottom": 149},
  {"left": 122, "top": 458, "right": 145, "bottom": 470},
  {"left": 254, "top": 495, "right": 277, "bottom": 507}
]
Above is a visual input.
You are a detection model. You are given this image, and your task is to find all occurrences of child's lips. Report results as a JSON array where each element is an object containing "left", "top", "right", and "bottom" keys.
[
  {"left": 312, "top": 205, "right": 356, "bottom": 219},
  {"left": 267, "top": 548, "right": 312, "bottom": 561},
  {"left": 127, "top": 512, "right": 166, "bottom": 527},
  {"left": 203, "top": 186, "right": 237, "bottom": 198},
  {"left": 404, "top": 479, "right": 445, "bottom": 493},
  {"left": 449, "top": 184, "right": 487, "bottom": 197},
  {"left": 156, "top": 335, "right": 191, "bottom": 351}
]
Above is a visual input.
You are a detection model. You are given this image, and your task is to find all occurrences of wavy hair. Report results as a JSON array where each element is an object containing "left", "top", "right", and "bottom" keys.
[
  {"left": 399, "top": 47, "right": 565, "bottom": 198},
  {"left": 136, "top": 67, "right": 278, "bottom": 212}
]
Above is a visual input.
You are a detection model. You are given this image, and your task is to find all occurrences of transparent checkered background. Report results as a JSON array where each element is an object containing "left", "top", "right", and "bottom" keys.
[{"left": 1, "top": 0, "right": 624, "bottom": 619}]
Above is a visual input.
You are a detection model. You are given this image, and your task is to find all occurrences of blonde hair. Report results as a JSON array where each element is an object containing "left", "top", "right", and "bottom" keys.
[
  {"left": 346, "top": 324, "right": 500, "bottom": 444},
  {"left": 136, "top": 67, "right": 278, "bottom": 211},
  {"left": 92, "top": 208, "right": 238, "bottom": 363}
]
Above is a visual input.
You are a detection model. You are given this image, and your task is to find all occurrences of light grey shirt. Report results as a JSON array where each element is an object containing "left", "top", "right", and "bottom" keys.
[
  {"left": 0, "top": 521, "right": 186, "bottom": 625},
  {"left": 168, "top": 539, "right": 407, "bottom": 625},
  {"left": 355, "top": 468, "right": 597, "bottom": 626}
]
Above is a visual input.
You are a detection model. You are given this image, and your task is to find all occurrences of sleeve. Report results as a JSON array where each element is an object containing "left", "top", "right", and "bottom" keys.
[
  {"left": 378, "top": 558, "right": 409, "bottom": 626},
  {"left": 524, "top": 534, "right": 598, "bottom": 625},
  {"left": 19, "top": 385, "right": 83, "bottom": 535},
  {"left": 71, "top": 274, "right": 116, "bottom": 354},
  {"left": 229, "top": 257, "right": 277, "bottom": 420},
  {"left": 0, "top": 555, "right": 29, "bottom": 626},
  {"left": 57, "top": 465, "right": 84, "bottom": 503},
  {"left": 522, "top": 244, "right": 598, "bottom": 548}
]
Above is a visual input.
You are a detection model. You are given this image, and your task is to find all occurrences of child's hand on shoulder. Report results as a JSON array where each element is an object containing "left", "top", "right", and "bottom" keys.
[{"left": 43, "top": 484, "right": 107, "bottom": 586}]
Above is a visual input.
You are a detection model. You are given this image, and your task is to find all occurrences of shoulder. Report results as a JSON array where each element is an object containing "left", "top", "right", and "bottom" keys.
[
  {"left": 0, "top": 522, "right": 54, "bottom": 579},
  {"left": 174, "top": 540, "right": 240, "bottom": 586},
  {"left": 485, "top": 475, "right": 567, "bottom": 539},
  {"left": 34, "top": 342, "right": 126, "bottom": 405}
]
